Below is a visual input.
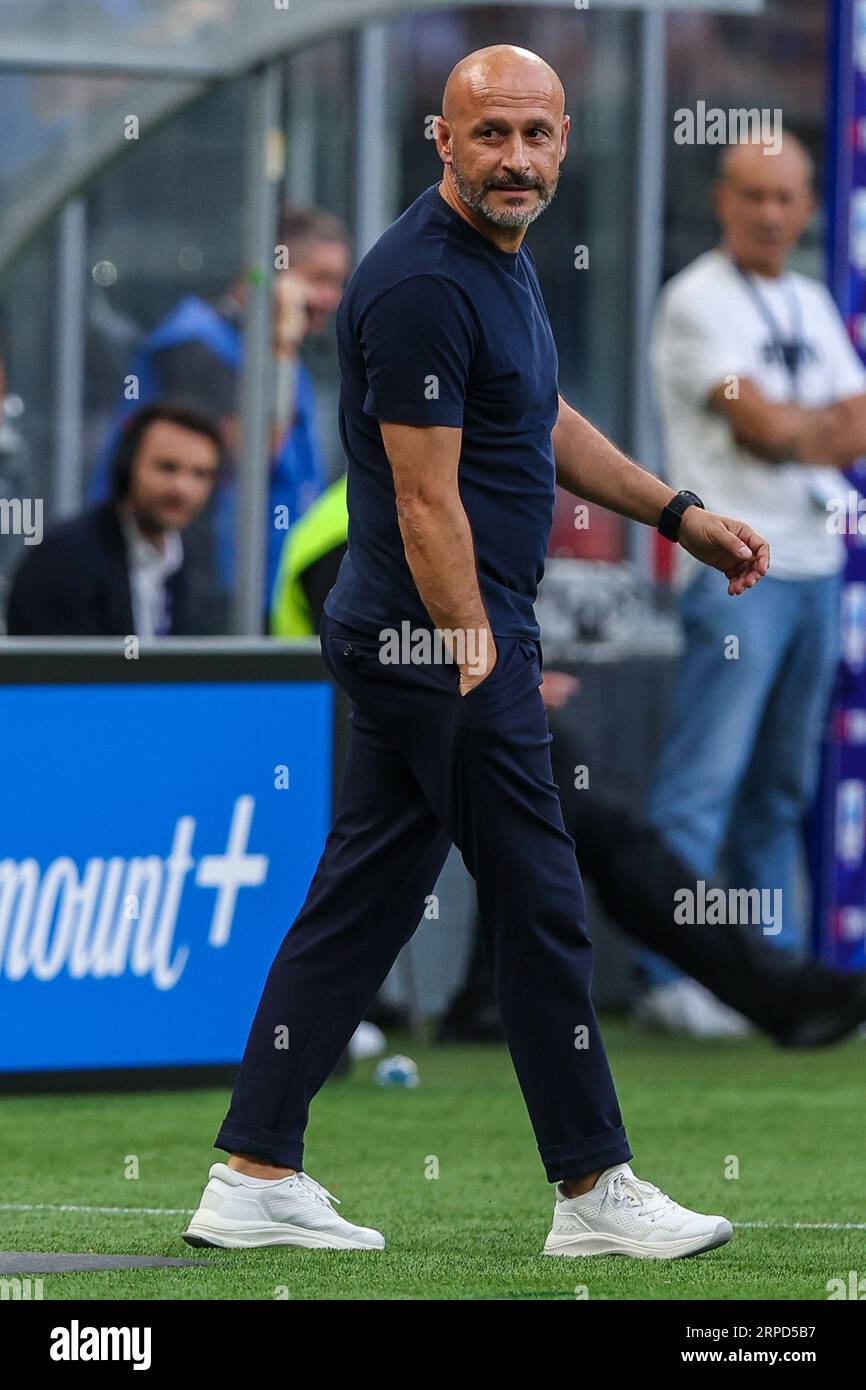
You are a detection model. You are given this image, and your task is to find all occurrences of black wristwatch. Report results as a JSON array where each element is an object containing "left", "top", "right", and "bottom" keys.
[{"left": 657, "top": 489, "right": 705, "bottom": 542}]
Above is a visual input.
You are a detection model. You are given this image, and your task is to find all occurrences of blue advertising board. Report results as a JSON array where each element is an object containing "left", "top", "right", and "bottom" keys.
[{"left": 0, "top": 676, "right": 333, "bottom": 1071}]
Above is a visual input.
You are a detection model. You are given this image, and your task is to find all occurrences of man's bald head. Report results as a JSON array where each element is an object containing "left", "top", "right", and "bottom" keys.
[
  {"left": 442, "top": 45, "right": 565, "bottom": 126},
  {"left": 714, "top": 130, "right": 816, "bottom": 277},
  {"left": 718, "top": 133, "right": 814, "bottom": 191},
  {"left": 435, "top": 45, "right": 569, "bottom": 236}
]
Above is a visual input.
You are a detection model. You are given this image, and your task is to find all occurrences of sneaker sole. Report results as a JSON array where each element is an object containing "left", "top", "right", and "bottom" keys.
[
  {"left": 182, "top": 1212, "right": 385, "bottom": 1252},
  {"left": 542, "top": 1221, "right": 733, "bottom": 1260}
]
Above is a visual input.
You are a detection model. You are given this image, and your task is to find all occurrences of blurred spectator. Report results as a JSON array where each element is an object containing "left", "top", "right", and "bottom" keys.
[
  {"left": 89, "top": 205, "right": 351, "bottom": 625},
  {"left": 7, "top": 402, "right": 220, "bottom": 636},
  {"left": 639, "top": 133, "right": 866, "bottom": 1034}
]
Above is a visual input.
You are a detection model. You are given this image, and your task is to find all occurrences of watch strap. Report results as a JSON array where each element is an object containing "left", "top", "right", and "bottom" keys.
[{"left": 658, "top": 489, "right": 705, "bottom": 542}]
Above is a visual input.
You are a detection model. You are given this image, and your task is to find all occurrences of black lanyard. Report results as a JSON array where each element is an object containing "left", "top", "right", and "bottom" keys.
[{"left": 733, "top": 263, "right": 805, "bottom": 401}]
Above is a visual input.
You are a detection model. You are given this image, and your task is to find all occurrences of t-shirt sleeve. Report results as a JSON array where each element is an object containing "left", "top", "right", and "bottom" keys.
[
  {"left": 360, "top": 274, "right": 478, "bottom": 427},
  {"left": 651, "top": 284, "right": 753, "bottom": 409}
]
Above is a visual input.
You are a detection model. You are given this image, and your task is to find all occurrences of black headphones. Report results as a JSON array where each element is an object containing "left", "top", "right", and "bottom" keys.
[{"left": 111, "top": 412, "right": 148, "bottom": 499}]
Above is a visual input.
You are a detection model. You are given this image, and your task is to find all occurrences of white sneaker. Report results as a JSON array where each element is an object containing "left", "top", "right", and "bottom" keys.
[
  {"left": 633, "top": 979, "right": 752, "bottom": 1039},
  {"left": 542, "top": 1163, "right": 733, "bottom": 1260},
  {"left": 183, "top": 1164, "right": 385, "bottom": 1251}
]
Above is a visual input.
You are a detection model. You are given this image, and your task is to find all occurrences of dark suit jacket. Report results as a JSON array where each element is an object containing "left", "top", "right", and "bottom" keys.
[{"left": 6, "top": 502, "right": 191, "bottom": 636}]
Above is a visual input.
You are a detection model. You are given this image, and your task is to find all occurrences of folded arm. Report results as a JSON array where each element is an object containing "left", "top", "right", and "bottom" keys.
[{"left": 708, "top": 381, "right": 866, "bottom": 468}]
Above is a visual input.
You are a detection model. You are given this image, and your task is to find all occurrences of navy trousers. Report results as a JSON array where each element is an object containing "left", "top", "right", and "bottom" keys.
[{"left": 215, "top": 612, "right": 632, "bottom": 1182}]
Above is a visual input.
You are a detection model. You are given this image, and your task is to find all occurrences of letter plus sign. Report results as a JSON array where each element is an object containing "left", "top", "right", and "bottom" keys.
[{"left": 196, "top": 796, "right": 268, "bottom": 947}]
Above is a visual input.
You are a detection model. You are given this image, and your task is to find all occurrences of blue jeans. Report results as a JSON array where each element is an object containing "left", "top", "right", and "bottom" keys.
[{"left": 641, "top": 569, "right": 842, "bottom": 988}]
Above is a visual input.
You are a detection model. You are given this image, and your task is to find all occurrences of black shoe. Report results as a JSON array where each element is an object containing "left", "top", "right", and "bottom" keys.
[{"left": 774, "top": 973, "right": 866, "bottom": 1048}]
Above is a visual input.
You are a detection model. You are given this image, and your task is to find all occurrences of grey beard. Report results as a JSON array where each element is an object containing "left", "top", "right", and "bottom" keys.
[{"left": 451, "top": 163, "right": 556, "bottom": 229}]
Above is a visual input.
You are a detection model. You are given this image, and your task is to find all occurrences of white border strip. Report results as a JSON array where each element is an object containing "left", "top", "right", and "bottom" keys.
[{"left": 1, "top": 1203, "right": 865, "bottom": 1231}]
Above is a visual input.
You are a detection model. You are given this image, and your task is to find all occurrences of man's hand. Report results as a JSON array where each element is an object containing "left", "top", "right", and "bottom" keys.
[
  {"left": 272, "top": 271, "right": 310, "bottom": 354},
  {"left": 678, "top": 507, "right": 770, "bottom": 595},
  {"left": 459, "top": 628, "right": 497, "bottom": 697}
]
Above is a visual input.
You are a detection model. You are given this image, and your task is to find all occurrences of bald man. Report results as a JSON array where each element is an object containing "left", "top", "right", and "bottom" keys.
[
  {"left": 639, "top": 135, "right": 866, "bottom": 1035},
  {"left": 187, "top": 46, "right": 768, "bottom": 1262}
]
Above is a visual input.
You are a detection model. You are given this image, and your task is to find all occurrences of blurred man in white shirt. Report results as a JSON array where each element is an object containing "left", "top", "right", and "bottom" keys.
[{"left": 639, "top": 134, "right": 866, "bottom": 1036}]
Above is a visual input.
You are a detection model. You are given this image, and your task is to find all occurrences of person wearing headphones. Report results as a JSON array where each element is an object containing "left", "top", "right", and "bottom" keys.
[
  {"left": 6, "top": 402, "right": 221, "bottom": 637},
  {"left": 88, "top": 207, "right": 351, "bottom": 625}
]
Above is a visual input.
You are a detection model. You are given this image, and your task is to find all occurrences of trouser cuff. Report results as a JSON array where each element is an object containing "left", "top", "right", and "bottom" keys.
[
  {"left": 214, "top": 1119, "right": 304, "bottom": 1171},
  {"left": 539, "top": 1126, "right": 633, "bottom": 1183}
]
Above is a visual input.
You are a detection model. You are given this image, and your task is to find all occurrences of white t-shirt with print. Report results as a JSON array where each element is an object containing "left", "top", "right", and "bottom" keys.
[{"left": 651, "top": 248, "right": 866, "bottom": 585}]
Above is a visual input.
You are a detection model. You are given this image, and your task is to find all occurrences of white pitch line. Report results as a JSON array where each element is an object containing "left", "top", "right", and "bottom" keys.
[
  {"left": 734, "top": 1220, "right": 866, "bottom": 1231},
  {"left": 0, "top": 1202, "right": 194, "bottom": 1216},
  {"left": 0, "top": 1203, "right": 865, "bottom": 1231}
]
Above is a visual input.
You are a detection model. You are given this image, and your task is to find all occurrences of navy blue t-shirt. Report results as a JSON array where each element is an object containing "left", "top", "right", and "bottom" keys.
[{"left": 325, "top": 182, "right": 560, "bottom": 640}]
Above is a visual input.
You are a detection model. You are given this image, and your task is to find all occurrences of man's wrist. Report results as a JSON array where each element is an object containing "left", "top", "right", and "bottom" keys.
[
  {"left": 657, "top": 489, "right": 705, "bottom": 542},
  {"left": 272, "top": 333, "right": 301, "bottom": 356}
]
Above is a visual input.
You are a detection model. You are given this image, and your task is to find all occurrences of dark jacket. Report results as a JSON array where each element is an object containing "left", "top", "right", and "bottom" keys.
[{"left": 6, "top": 501, "right": 190, "bottom": 636}]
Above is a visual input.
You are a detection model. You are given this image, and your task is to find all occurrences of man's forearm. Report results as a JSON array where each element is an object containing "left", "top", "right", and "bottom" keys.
[
  {"left": 730, "top": 398, "right": 849, "bottom": 466},
  {"left": 809, "top": 393, "right": 866, "bottom": 466},
  {"left": 395, "top": 493, "right": 492, "bottom": 659},
  {"left": 379, "top": 420, "right": 494, "bottom": 682},
  {"left": 709, "top": 384, "right": 866, "bottom": 467},
  {"left": 552, "top": 395, "right": 674, "bottom": 524}
]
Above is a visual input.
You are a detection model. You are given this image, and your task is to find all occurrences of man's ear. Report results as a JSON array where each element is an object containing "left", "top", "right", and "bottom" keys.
[
  {"left": 560, "top": 113, "right": 571, "bottom": 162},
  {"left": 435, "top": 115, "right": 452, "bottom": 164}
]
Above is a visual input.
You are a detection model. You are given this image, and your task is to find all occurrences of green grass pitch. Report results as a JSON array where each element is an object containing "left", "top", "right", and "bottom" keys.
[{"left": 2, "top": 1022, "right": 864, "bottom": 1300}]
